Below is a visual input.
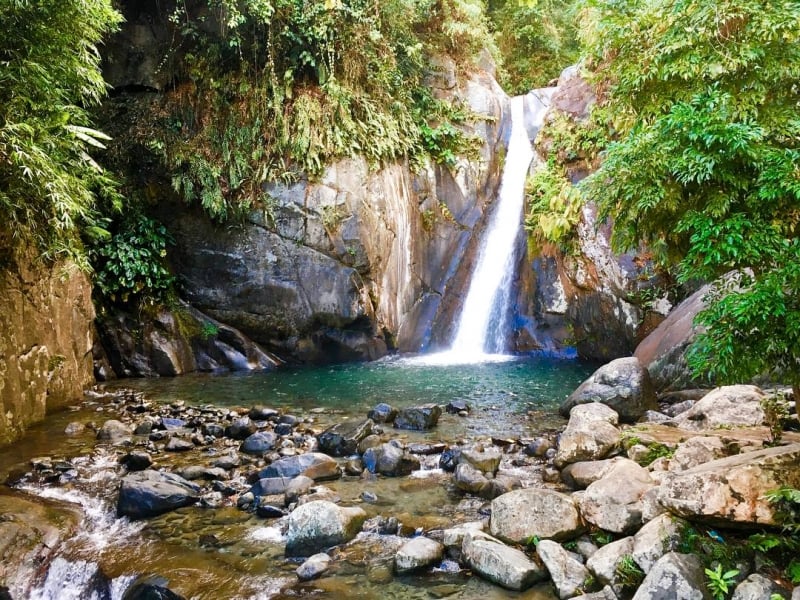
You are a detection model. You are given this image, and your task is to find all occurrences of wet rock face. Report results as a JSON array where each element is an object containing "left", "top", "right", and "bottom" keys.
[
  {"left": 94, "top": 300, "right": 280, "bottom": 379},
  {"left": 0, "top": 254, "right": 94, "bottom": 445}
]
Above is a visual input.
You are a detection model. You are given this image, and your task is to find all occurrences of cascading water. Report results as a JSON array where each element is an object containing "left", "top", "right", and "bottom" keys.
[{"left": 418, "top": 91, "right": 552, "bottom": 366}]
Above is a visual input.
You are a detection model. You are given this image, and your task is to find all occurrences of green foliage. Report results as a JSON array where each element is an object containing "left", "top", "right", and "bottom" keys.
[
  {"left": 487, "top": 0, "right": 581, "bottom": 93},
  {"left": 0, "top": 0, "right": 122, "bottom": 261},
  {"left": 525, "top": 159, "right": 582, "bottom": 247},
  {"left": 704, "top": 565, "right": 739, "bottom": 600},
  {"left": 579, "top": 0, "right": 800, "bottom": 401},
  {"left": 90, "top": 212, "right": 175, "bottom": 305},
  {"left": 615, "top": 555, "right": 645, "bottom": 590},
  {"left": 142, "top": 0, "right": 490, "bottom": 221},
  {"left": 761, "top": 394, "right": 791, "bottom": 446},
  {"left": 589, "top": 530, "right": 613, "bottom": 546}
]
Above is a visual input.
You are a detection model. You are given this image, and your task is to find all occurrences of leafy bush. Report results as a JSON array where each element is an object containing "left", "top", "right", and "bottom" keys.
[
  {"left": 90, "top": 212, "right": 175, "bottom": 305},
  {"left": 0, "top": 0, "right": 122, "bottom": 262}
]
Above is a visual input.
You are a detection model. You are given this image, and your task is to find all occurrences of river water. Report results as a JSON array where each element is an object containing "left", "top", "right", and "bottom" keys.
[{"left": 2, "top": 355, "right": 591, "bottom": 599}]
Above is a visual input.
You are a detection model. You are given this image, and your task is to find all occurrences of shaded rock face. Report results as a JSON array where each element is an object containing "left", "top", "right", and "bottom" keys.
[
  {"left": 561, "top": 357, "right": 657, "bottom": 422},
  {"left": 658, "top": 443, "right": 800, "bottom": 527},
  {"left": 155, "top": 78, "right": 508, "bottom": 363},
  {"left": 95, "top": 300, "right": 280, "bottom": 378},
  {"left": 0, "top": 255, "right": 94, "bottom": 445}
]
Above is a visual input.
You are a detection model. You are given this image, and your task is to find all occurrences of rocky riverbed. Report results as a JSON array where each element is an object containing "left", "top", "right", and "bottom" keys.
[{"left": 3, "top": 360, "right": 800, "bottom": 599}]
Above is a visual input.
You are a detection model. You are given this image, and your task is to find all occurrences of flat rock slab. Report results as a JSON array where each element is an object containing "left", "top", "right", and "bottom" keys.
[{"left": 658, "top": 443, "right": 800, "bottom": 527}]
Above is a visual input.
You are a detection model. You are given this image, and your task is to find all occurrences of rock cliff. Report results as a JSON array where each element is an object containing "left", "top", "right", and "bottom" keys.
[{"left": 0, "top": 254, "right": 94, "bottom": 444}]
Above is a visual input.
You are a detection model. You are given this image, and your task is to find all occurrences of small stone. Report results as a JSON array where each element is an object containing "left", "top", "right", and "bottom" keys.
[
  {"left": 249, "top": 406, "right": 279, "bottom": 420},
  {"left": 274, "top": 423, "right": 293, "bottom": 436},
  {"left": 439, "top": 447, "right": 461, "bottom": 472},
  {"left": 296, "top": 553, "right": 332, "bottom": 581},
  {"left": 64, "top": 422, "right": 85, "bottom": 435},
  {"left": 165, "top": 437, "right": 194, "bottom": 452},
  {"left": 395, "top": 536, "right": 444, "bottom": 573},
  {"left": 344, "top": 458, "right": 363, "bottom": 476},
  {"left": 225, "top": 417, "right": 257, "bottom": 440},
  {"left": 240, "top": 431, "right": 278, "bottom": 455},
  {"left": 360, "top": 491, "right": 379, "bottom": 504},
  {"left": 256, "top": 503, "right": 286, "bottom": 518},
  {"left": 446, "top": 400, "right": 470, "bottom": 414},
  {"left": 394, "top": 404, "right": 442, "bottom": 430},
  {"left": 121, "top": 451, "right": 152, "bottom": 471}
]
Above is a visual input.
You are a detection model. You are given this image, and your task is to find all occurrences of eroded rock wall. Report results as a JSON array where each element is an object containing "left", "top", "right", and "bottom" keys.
[{"left": 0, "top": 255, "right": 94, "bottom": 444}]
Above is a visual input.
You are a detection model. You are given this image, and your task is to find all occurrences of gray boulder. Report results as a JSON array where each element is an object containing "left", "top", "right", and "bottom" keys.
[
  {"left": 258, "top": 453, "right": 340, "bottom": 481},
  {"left": 555, "top": 403, "right": 622, "bottom": 468},
  {"left": 362, "top": 443, "right": 420, "bottom": 476},
  {"left": 631, "top": 552, "right": 710, "bottom": 600},
  {"left": 454, "top": 462, "right": 489, "bottom": 495},
  {"left": 561, "top": 357, "right": 657, "bottom": 422},
  {"left": 97, "top": 420, "right": 132, "bottom": 445},
  {"left": 537, "top": 540, "right": 591, "bottom": 599},
  {"left": 490, "top": 488, "right": 583, "bottom": 543},
  {"left": 561, "top": 458, "right": 624, "bottom": 490},
  {"left": 164, "top": 437, "right": 193, "bottom": 452},
  {"left": 117, "top": 470, "right": 200, "bottom": 519},
  {"left": 394, "top": 536, "right": 444, "bottom": 573},
  {"left": 658, "top": 443, "right": 800, "bottom": 527},
  {"left": 671, "top": 386, "right": 765, "bottom": 431},
  {"left": 631, "top": 514, "right": 687, "bottom": 573},
  {"left": 394, "top": 404, "right": 442, "bottom": 430},
  {"left": 579, "top": 459, "right": 655, "bottom": 534},
  {"left": 462, "top": 530, "right": 547, "bottom": 591},
  {"left": 367, "top": 403, "right": 397, "bottom": 424},
  {"left": 225, "top": 417, "right": 257, "bottom": 440},
  {"left": 240, "top": 431, "right": 278, "bottom": 455},
  {"left": 317, "top": 419, "right": 374, "bottom": 456},
  {"left": 459, "top": 444, "right": 502, "bottom": 475},
  {"left": 731, "top": 573, "right": 786, "bottom": 600},
  {"left": 285, "top": 500, "right": 367, "bottom": 557},
  {"left": 586, "top": 536, "right": 634, "bottom": 587}
]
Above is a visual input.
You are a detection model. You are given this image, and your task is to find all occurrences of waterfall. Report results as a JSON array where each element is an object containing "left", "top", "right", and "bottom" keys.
[{"left": 446, "top": 91, "right": 552, "bottom": 361}]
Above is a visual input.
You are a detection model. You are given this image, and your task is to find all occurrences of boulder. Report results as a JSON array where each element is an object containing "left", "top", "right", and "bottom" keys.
[
  {"left": 461, "top": 531, "right": 547, "bottom": 591},
  {"left": 240, "top": 431, "right": 278, "bottom": 455},
  {"left": 634, "top": 285, "right": 708, "bottom": 391},
  {"left": 367, "top": 403, "right": 397, "bottom": 424},
  {"left": 249, "top": 406, "right": 279, "bottom": 421},
  {"left": 490, "top": 488, "right": 583, "bottom": 543},
  {"left": 579, "top": 459, "right": 655, "bottom": 534},
  {"left": 560, "top": 357, "right": 657, "bottom": 422},
  {"left": 96, "top": 420, "right": 132, "bottom": 445},
  {"left": 224, "top": 417, "right": 257, "bottom": 440},
  {"left": 285, "top": 475, "right": 315, "bottom": 505},
  {"left": 121, "top": 451, "right": 153, "bottom": 472},
  {"left": 117, "top": 470, "right": 201, "bottom": 519},
  {"left": 631, "top": 552, "right": 710, "bottom": 600},
  {"left": 658, "top": 443, "right": 800, "bottom": 527},
  {"left": 631, "top": 514, "right": 687, "bottom": 573},
  {"left": 536, "top": 540, "right": 591, "bottom": 599},
  {"left": 394, "top": 404, "right": 442, "bottom": 430},
  {"left": 176, "top": 466, "right": 227, "bottom": 481},
  {"left": 731, "top": 573, "right": 785, "bottom": 600},
  {"left": 670, "top": 436, "right": 730, "bottom": 472},
  {"left": 459, "top": 444, "right": 502, "bottom": 475},
  {"left": 258, "top": 453, "right": 340, "bottom": 481},
  {"left": 251, "top": 477, "right": 292, "bottom": 497},
  {"left": 671, "top": 386, "right": 765, "bottom": 431},
  {"left": 554, "top": 404, "right": 622, "bottom": 468},
  {"left": 561, "top": 458, "right": 624, "bottom": 490},
  {"left": 285, "top": 500, "right": 367, "bottom": 557},
  {"left": 362, "top": 443, "right": 420, "bottom": 476},
  {"left": 453, "top": 462, "right": 489, "bottom": 495},
  {"left": 317, "top": 419, "right": 374, "bottom": 457},
  {"left": 296, "top": 553, "right": 332, "bottom": 581},
  {"left": 394, "top": 536, "right": 444, "bottom": 573},
  {"left": 586, "top": 536, "right": 634, "bottom": 587}
]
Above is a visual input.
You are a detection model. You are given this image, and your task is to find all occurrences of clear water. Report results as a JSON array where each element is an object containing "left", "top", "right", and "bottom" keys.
[
  {"left": 8, "top": 356, "right": 591, "bottom": 599},
  {"left": 105, "top": 355, "right": 592, "bottom": 439}
]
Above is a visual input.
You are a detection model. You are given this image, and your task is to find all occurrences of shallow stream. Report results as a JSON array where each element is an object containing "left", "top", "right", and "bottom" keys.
[{"left": 2, "top": 354, "right": 592, "bottom": 599}]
